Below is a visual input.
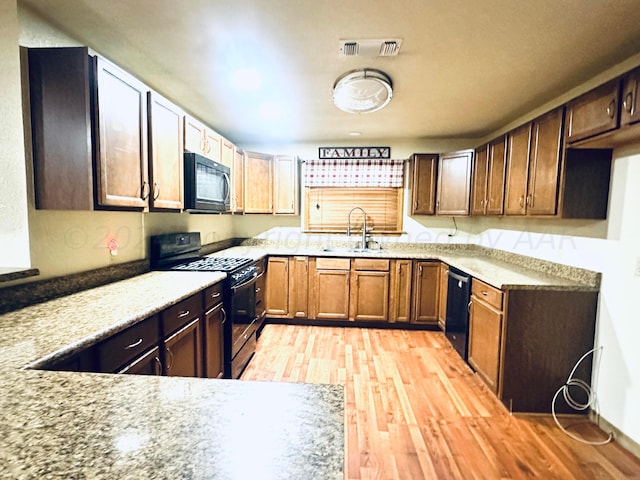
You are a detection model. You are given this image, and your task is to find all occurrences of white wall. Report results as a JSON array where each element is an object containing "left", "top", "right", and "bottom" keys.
[
  {"left": 460, "top": 148, "right": 640, "bottom": 446},
  {"left": 0, "top": 0, "right": 30, "bottom": 268}
]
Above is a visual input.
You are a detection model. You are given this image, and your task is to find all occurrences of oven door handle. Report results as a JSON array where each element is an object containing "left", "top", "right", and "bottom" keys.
[{"left": 231, "top": 272, "right": 258, "bottom": 293}]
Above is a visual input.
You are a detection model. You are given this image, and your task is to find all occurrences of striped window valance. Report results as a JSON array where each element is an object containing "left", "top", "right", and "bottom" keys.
[{"left": 303, "top": 159, "right": 405, "bottom": 188}]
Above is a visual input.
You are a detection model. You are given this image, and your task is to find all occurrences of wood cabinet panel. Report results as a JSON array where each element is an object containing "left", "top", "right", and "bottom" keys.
[
  {"left": 290, "top": 256, "right": 309, "bottom": 318},
  {"left": 390, "top": 260, "right": 412, "bottom": 323},
  {"left": 266, "top": 257, "right": 290, "bottom": 317},
  {"left": 436, "top": 150, "right": 473, "bottom": 215},
  {"left": 244, "top": 151, "right": 273, "bottom": 213},
  {"left": 274, "top": 155, "right": 298, "bottom": 215},
  {"left": 410, "top": 153, "right": 438, "bottom": 215},
  {"left": 621, "top": 67, "right": 640, "bottom": 126},
  {"left": 184, "top": 115, "right": 221, "bottom": 162},
  {"left": 93, "top": 56, "right": 149, "bottom": 209},
  {"left": 164, "top": 317, "right": 202, "bottom": 378},
  {"left": 118, "top": 346, "right": 162, "bottom": 375},
  {"left": 471, "top": 145, "right": 488, "bottom": 216},
  {"left": 312, "top": 260, "right": 350, "bottom": 320},
  {"left": 203, "top": 302, "right": 225, "bottom": 379},
  {"left": 220, "top": 137, "right": 234, "bottom": 168},
  {"left": 232, "top": 148, "right": 245, "bottom": 213},
  {"left": 96, "top": 315, "right": 159, "bottom": 373},
  {"left": 438, "top": 263, "right": 448, "bottom": 329},
  {"left": 527, "top": 107, "right": 564, "bottom": 215},
  {"left": 412, "top": 261, "right": 440, "bottom": 324},
  {"left": 486, "top": 136, "right": 507, "bottom": 215},
  {"left": 504, "top": 123, "right": 532, "bottom": 215},
  {"left": 468, "top": 295, "right": 503, "bottom": 393},
  {"left": 471, "top": 278, "right": 503, "bottom": 310},
  {"left": 28, "top": 47, "right": 94, "bottom": 210},
  {"left": 148, "top": 92, "right": 183, "bottom": 210},
  {"left": 350, "top": 270, "right": 389, "bottom": 321},
  {"left": 565, "top": 79, "right": 621, "bottom": 143}
]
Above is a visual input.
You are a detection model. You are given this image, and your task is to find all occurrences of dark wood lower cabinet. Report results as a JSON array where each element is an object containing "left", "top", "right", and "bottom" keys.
[
  {"left": 204, "top": 302, "right": 225, "bottom": 379},
  {"left": 118, "top": 346, "right": 162, "bottom": 375},
  {"left": 163, "top": 317, "right": 202, "bottom": 378}
]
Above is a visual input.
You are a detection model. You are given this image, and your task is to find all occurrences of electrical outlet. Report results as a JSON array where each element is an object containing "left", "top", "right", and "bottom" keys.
[{"left": 636, "top": 257, "right": 640, "bottom": 277}]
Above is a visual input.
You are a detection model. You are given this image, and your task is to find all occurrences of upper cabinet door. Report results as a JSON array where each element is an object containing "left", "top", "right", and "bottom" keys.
[
  {"left": 504, "top": 123, "right": 532, "bottom": 215},
  {"left": 565, "top": 79, "right": 621, "bottom": 144},
  {"left": 436, "top": 150, "right": 473, "bottom": 216},
  {"left": 94, "top": 56, "right": 149, "bottom": 209},
  {"left": 148, "top": 92, "right": 184, "bottom": 210},
  {"left": 232, "top": 148, "right": 245, "bottom": 213},
  {"left": 273, "top": 155, "right": 298, "bottom": 215},
  {"left": 527, "top": 107, "right": 564, "bottom": 216},
  {"left": 486, "top": 136, "right": 507, "bottom": 215},
  {"left": 471, "top": 145, "right": 489, "bottom": 215},
  {"left": 410, "top": 153, "right": 438, "bottom": 215},
  {"left": 621, "top": 67, "right": 640, "bottom": 127},
  {"left": 244, "top": 151, "right": 273, "bottom": 213}
]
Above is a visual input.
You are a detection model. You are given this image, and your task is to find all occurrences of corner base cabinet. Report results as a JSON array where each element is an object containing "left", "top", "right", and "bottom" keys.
[{"left": 468, "top": 280, "right": 598, "bottom": 413}]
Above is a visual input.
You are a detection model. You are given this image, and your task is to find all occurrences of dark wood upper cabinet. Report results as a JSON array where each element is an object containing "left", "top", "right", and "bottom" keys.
[
  {"left": 621, "top": 67, "right": 640, "bottom": 127},
  {"left": 410, "top": 153, "right": 438, "bottom": 215},
  {"left": 565, "top": 79, "right": 621, "bottom": 144},
  {"left": 472, "top": 138, "right": 506, "bottom": 216},
  {"left": 93, "top": 56, "right": 149, "bottom": 209},
  {"left": 526, "top": 107, "right": 564, "bottom": 216},
  {"left": 471, "top": 145, "right": 488, "bottom": 216},
  {"left": 148, "top": 91, "right": 184, "bottom": 211},
  {"left": 436, "top": 150, "right": 473, "bottom": 216},
  {"left": 504, "top": 123, "right": 532, "bottom": 216},
  {"left": 28, "top": 47, "right": 94, "bottom": 210},
  {"left": 486, "top": 136, "right": 507, "bottom": 215}
]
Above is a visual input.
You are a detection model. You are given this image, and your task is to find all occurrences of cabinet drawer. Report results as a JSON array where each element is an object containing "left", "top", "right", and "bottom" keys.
[
  {"left": 471, "top": 279, "right": 503, "bottom": 310},
  {"left": 353, "top": 258, "right": 390, "bottom": 271},
  {"left": 203, "top": 282, "right": 224, "bottom": 310},
  {"left": 97, "top": 315, "right": 159, "bottom": 373},
  {"left": 163, "top": 294, "right": 202, "bottom": 337},
  {"left": 316, "top": 257, "right": 350, "bottom": 270}
]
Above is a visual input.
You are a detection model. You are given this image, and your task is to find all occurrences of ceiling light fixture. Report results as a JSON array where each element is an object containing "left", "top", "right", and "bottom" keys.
[{"left": 332, "top": 69, "right": 393, "bottom": 114}]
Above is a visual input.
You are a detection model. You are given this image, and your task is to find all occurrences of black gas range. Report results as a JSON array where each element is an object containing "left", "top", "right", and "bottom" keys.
[{"left": 150, "top": 232, "right": 265, "bottom": 379}]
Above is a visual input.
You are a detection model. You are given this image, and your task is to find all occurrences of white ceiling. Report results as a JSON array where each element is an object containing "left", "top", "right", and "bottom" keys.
[{"left": 18, "top": 0, "right": 640, "bottom": 145}]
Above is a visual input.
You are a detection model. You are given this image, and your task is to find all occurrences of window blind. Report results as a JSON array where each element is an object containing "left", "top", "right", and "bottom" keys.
[{"left": 304, "top": 187, "right": 403, "bottom": 233}]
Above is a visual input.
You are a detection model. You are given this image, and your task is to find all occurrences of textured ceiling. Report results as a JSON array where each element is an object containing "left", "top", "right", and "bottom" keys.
[{"left": 18, "top": 0, "right": 640, "bottom": 145}]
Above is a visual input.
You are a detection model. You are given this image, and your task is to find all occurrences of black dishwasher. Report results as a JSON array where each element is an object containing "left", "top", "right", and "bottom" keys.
[{"left": 445, "top": 266, "right": 471, "bottom": 361}]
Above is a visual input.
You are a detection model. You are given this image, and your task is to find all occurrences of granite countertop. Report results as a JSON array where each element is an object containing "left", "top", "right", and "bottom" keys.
[
  {"left": 0, "top": 269, "right": 345, "bottom": 479},
  {"left": 229, "top": 242, "right": 600, "bottom": 292},
  {"left": 0, "top": 369, "right": 344, "bottom": 480}
]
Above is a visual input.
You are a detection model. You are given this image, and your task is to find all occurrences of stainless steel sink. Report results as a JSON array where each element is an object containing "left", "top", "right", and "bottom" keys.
[{"left": 321, "top": 247, "right": 383, "bottom": 254}]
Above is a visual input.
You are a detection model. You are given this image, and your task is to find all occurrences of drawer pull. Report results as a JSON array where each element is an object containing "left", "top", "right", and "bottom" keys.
[
  {"left": 482, "top": 291, "right": 488, "bottom": 296},
  {"left": 124, "top": 338, "right": 143, "bottom": 350},
  {"left": 178, "top": 310, "right": 190, "bottom": 318},
  {"left": 210, "top": 292, "right": 222, "bottom": 299}
]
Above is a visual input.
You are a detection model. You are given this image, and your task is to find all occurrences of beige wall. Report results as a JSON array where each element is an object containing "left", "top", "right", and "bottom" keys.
[{"left": 0, "top": 0, "right": 30, "bottom": 268}]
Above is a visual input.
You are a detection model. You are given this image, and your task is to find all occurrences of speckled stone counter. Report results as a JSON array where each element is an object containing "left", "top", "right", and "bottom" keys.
[
  {"left": 0, "top": 369, "right": 344, "bottom": 480},
  {"left": 0, "top": 269, "right": 346, "bottom": 480},
  {"left": 234, "top": 240, "right": 600, "bottom": 292}
]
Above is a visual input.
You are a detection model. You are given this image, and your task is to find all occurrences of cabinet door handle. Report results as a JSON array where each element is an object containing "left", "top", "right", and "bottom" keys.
[
  {"left": 606, "top": 98, "right": 616, "bottom": 119},
  {"left": 154, "top": 356, "right": 162, "bottom": 376},
  {"left": 623, "top": 91, "right": 634, "bottom": 114},
  {"left": 178, "top": 310, "right": 190, "bottom": 318},
  {"left": 221, "top": 307, "right": 227, "bottom": 325},
  {"left": 141, "top": 181, "right": 150, "bottom": 200},
  {"left": 153, "top": 182, "right": 160, "bottom": 200},
  {"left": 468, "top": 301, "right": 472, "bottom": 314},
  {"left": 166, "top": 348, "right": 174, "bottom": 371},
  {"left": 526, "top": 194, "right": 532, "bottom": 207},
  {"left": 519, "top": 195, "right": 525, "bottom": 207},
  {"left": 124, "top": 338, "right": 143, "bottom": 350}
]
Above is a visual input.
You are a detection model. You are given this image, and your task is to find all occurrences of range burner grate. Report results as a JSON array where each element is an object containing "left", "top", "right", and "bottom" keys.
[{"left": 170, "top": 256, "right": 252, "bottom": 272}]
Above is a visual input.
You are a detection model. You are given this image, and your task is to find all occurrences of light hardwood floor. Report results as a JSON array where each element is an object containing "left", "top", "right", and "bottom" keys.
[{"left": 241, "top": 324, "right": 640, "bottom": 480}]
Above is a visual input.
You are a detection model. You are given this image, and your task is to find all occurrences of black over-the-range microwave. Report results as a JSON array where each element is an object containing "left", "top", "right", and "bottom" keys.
[{"left": 183, "top": 152, "right": 231, "bottom": 213}]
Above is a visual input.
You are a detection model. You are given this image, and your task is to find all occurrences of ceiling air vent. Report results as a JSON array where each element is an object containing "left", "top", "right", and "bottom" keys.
[{"left": 338, "top": 38, "right": 403, "bottom": 57}]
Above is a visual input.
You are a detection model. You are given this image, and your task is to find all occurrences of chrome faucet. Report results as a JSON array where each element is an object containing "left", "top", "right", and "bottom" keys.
[{"left": 347, "top": 206, "right": 368, "bottom": 250}]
